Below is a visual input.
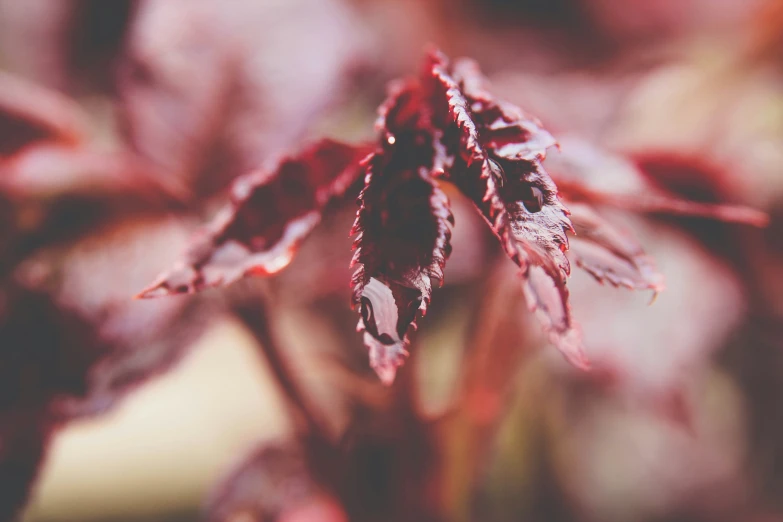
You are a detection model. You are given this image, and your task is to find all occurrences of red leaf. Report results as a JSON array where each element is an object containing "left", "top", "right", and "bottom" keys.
[
  {"left": 1, "top": 215, "right": 212, "bottom": 421},
  {"left": 138, "top": 140, "right": 370, "bottom": 298},
  {"left": 558, "top": 177, "right": 769, "bottom": 227},
  {"left": 0, "top": 211, "right": 215, "bottom": 519},
  {"left": 351, "top": 83, "right": 453, "bottom": 384},
  {"left": 567, "top": 202, "right": 664, "bottom": 293},
  {"left": 426, "top": 51, "right": 587, "bottom": 368},
  {"left": 206, "top": 442, "right": 343, "bottom": 522},
  {"left": 0, "top": 288, "right": 100, "bottom": 520},
  {"left": 565, "top": 218, "right": 746, "bottom": 407},
  {"left": 0, "top": 71, "right": 87, "bottom": 160}
]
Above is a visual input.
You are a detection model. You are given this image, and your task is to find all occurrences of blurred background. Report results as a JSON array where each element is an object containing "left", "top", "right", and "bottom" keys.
[{"left": 1, "top": 0, "right": 782, "bottom": 521}]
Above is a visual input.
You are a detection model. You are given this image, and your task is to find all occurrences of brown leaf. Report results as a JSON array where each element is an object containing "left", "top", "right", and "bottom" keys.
[{"left": 138, "top": 140, "right": 370, "bottom": 298}]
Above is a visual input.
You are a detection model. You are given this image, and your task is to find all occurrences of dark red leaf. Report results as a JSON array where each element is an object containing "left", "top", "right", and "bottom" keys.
[
  {"left": 426, "top": 51, "right": 587, "bottom": 368},
  {"left": 0, "top": 71, "right": 87, "bottom": 160},
  {"left": 567, "top": 202, "right": 664, "bottom": 293},
  {"left": 5, "top": 215, "right": 214, "bottom": 420},
  {"left": 207, "top": 442, "right": 344, "bottom": 522},
  {"left": 0, "top": 207, "right": 214, "bottom": 520},
  {"left": 350, "top": 83, "right": 454, "bottom": 384},
  {"left": 0, "top": 284, "right": 100, "bottom": 520},
  {"left": 138, "top": 140, "right": 370, "bottom": 298},
  {"left": 0, "top": 286, "right": 101, "bottom": 419}
]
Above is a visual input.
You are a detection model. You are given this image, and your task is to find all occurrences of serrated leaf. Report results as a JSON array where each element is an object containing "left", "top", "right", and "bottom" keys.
[
  {"left": 567, "top": 202, "right": 664, "bottom": 293},
  {"left": 138, "top": 140, "right": 370, "bottom": 298},
  {"left": 351, "top": 83, "right": 453, "bottom": 384},
  {"left": 426, "top": 51, "right": 586, "bottom": 368}
]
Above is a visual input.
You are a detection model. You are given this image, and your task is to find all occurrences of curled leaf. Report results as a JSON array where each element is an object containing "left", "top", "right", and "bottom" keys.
[
  {"left": 139, "top": 140, "right": 370, "bottom": 298},
  {"left": 426, "top": 51, "right": 586, "bottom": 368},
  {"left": 351, "top": 83, "right": 453, "bottom": 384},
  {"left": 7, "top": 215, "right": 213, "bottom": 420},
  {"left": 567, "top": 202, "right": 664, "bottom": 293}
]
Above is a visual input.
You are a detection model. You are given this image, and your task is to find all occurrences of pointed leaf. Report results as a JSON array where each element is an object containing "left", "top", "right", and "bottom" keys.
[
  {"left": 139, "top": 140, "right": 370, "bottom": 298},
  {"left": 426, "top": 51, "right": 586, "bottom": 368},
  {"left": 567, "top": 202, "right": 664, "bottom": 293},
  {"left": 351, "top": 83, "right": 453, "bottom": 384}
]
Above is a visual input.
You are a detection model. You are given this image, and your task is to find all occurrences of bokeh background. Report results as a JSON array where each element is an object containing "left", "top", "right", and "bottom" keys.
[{"left": 1, "top": 0, "right": 782, "bottom": 521}]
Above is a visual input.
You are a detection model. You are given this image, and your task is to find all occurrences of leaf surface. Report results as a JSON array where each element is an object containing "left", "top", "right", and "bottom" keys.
[
  {"left": 427, "top": 52, "right": 586, "bottom": 367},
  {"left": 351, "top": 83, "right": 453, "bottom": 384},
  {"left": 567, "top": 203, "right": 664, "bottom": 293},
  {"left": 139, "top": 140, "right": 369, "bottom": 298},
  {"left": 206, "top": 442, "right": 343, "bottom": 522}
]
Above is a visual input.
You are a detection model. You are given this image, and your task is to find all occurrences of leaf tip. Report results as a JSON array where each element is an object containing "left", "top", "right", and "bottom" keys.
[
  {"left": 551, "top": 326, "right": 591, "bottom": 371},
  {"left": 134, "top": 282, "right": 171, "bottom": 299},
  {"left": 136, "top": 263, "right": 204, "bottom": 298},
  {"left": 373, "top": 364, "right": 399, "bottom": 386},
  {"left": 648, "top": 288, "right": 661, "bottom": 305}
]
